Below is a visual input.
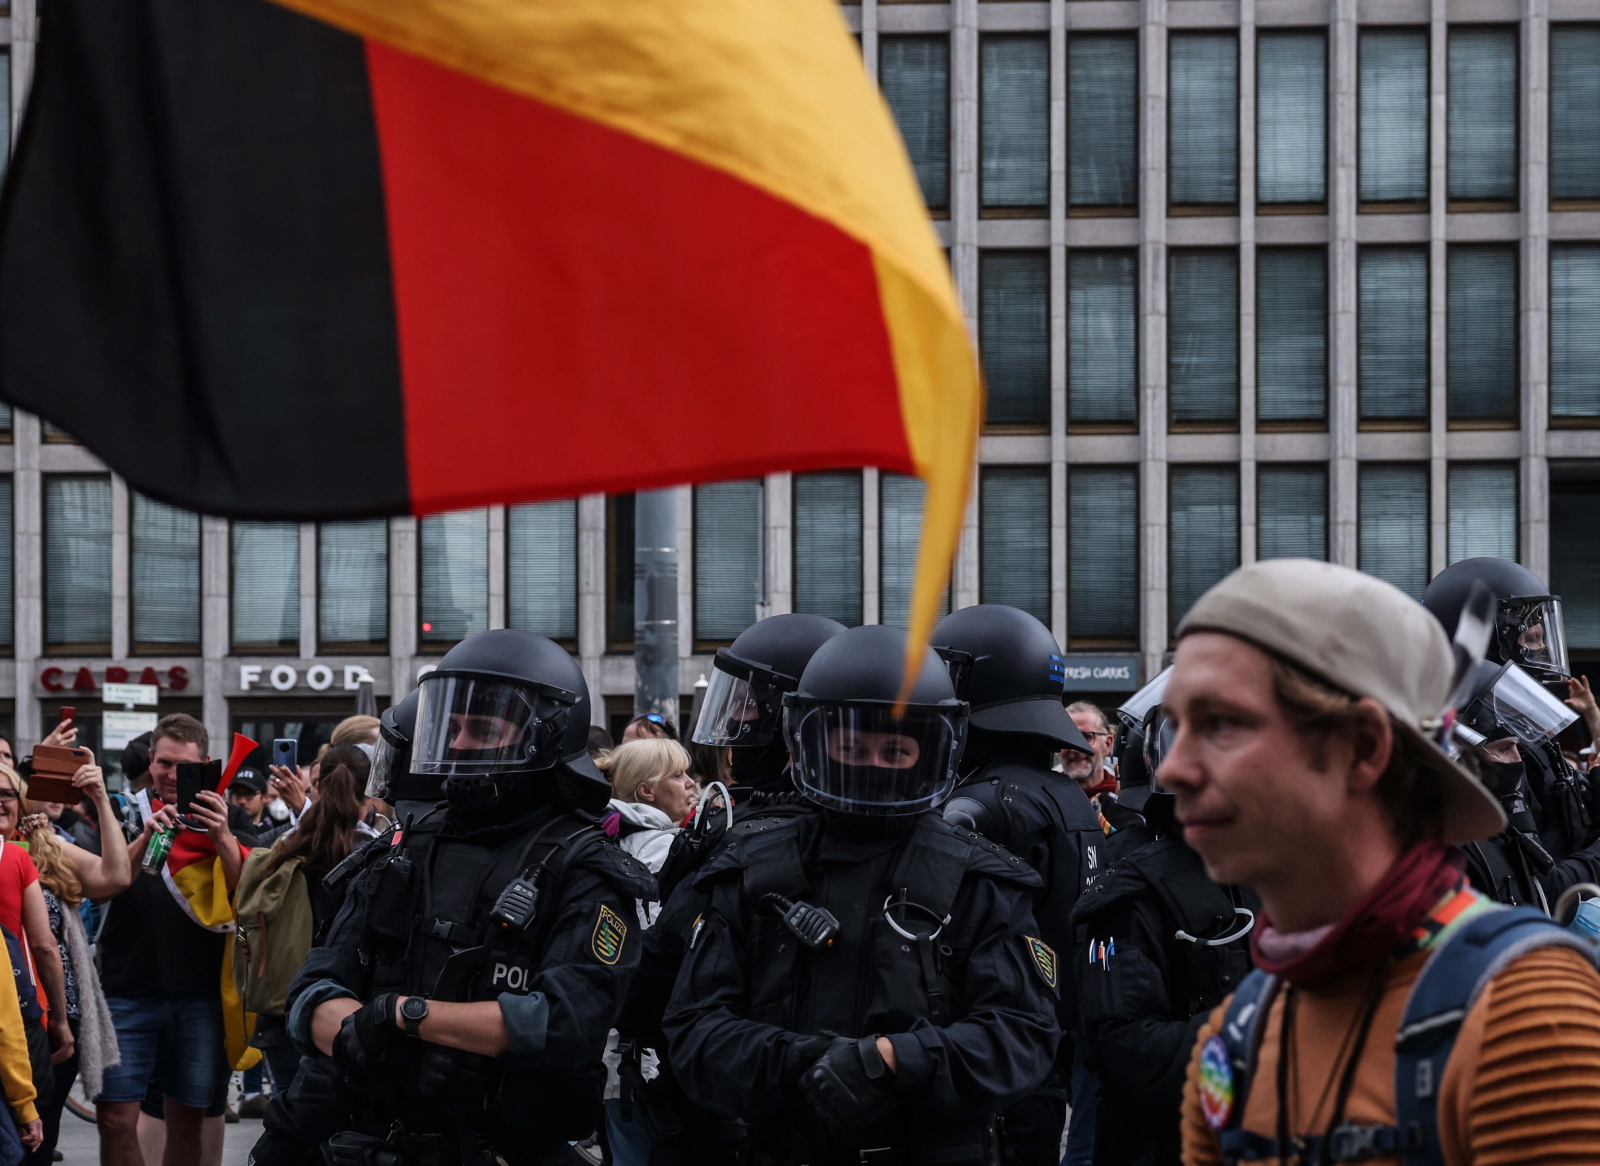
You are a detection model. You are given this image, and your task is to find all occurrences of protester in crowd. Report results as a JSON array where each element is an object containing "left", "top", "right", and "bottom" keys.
[
  {"left": 1164, "top": 560, "right": 1600, "bottom": 1164},
  {"left": 226, "top": 769, "right": 271, "bottom": 830},
  {"left": 0, "top": 739, "right": 13, "bottom": 771},
  {"left": 263, "top": 759, "right": 314, "bottom": 843},
  {"left": 1063, "top": 700, "right": 1119, "bottom": 799},
  {"left": 587, "top": 724, "right": 615, "bottom": 761},
  {"left": 689, "top": 740, "right": 732, "bottom": 789},
  {"left": 622, "top": 713, "right": 678, "bottom": 743},
  {"left": 0, "top": 927, "right": 41, "bottom": 1155},
  {"left": 1569, "top": 674, "right": 1600, "bottom": 757},
  {"left": 328, "top": 716, "right": 380, "bottom": 748}
]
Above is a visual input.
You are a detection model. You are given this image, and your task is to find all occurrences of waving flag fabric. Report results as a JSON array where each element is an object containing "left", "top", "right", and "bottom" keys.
[{"left": 0, "top": 0, "right": 979, "bottom": 664}]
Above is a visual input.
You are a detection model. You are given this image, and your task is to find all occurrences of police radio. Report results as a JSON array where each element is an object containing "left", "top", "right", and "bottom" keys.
[
  {"left": 761, "top": 893, "right": 840, "bottom": 950},
  {"left": 488, "top": 872, "right": 543, "bottom": 934}
]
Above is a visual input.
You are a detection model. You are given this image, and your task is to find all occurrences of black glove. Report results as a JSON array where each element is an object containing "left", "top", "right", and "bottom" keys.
[
  {"left": 799, "top": 1035, "right": 898, "bottom": 1131},
  {"left": 782, "top": 1033, "right": 836, "bottom": 1086},
  {"left": 415, "top": 1045, "right": 496, "bottom": 1117},
  {"left": 331, "top": 993, "right": 398, "bottom": 1083}
]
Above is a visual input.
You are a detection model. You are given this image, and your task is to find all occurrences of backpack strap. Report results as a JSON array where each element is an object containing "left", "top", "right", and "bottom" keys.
[{"left": 1213, "top": 968, "right": 1278, "bottom": 1163}]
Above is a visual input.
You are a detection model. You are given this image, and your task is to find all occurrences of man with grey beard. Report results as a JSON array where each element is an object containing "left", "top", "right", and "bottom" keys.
[{"left": 1063, "top": 701, "right": 1118, "bottom": 800}]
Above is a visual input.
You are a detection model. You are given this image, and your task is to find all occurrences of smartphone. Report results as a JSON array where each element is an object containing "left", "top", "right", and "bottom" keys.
[
  {"left": 272, "top": 738, "right": 299, "bottom": 773},
  {"left": 175, "top": 761, "right": 209, "bottom": 816},
  {"left": 58, "top": 706, "right": 75, "bottom": 728}
]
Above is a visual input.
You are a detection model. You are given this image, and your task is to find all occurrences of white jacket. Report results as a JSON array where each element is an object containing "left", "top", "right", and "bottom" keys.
[{"left": 603, "top": 799, "right": 677, "bottom": 1101}]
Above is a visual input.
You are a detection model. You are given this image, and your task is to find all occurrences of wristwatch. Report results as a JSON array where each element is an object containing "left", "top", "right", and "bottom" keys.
[{"left": 399, "top": 995, "right": 430, "bottom": 1037}]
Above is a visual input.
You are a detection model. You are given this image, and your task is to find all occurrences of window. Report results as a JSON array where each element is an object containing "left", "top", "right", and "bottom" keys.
[
  {"left": 0, "top": 478, "right": 12, "bottom": 652},
  {"left": 880, "top": 474, "right": 948, "bottom": 630},
  {"left": 418, "top": 509, "right": 488, "bottom": 650},
  {"left": 508, "top": 500, "right": 578, "bottom": 645},
  {"left": 607, "top": 494, "right": 635, "bottom": 650},
  {"left": 1257, "top": 465, "right": 1328, "bottom": 560},
  {"left": 1359, "top": 30, "right": 1429, "bottom": 206},
  {"left": 231, "top": 521, "right": 299, "bottom": 653},
  {"left": 880, "top": 37, "right": 950, "bottom": 213},
  {"left": 1551, "top": 26, "right": 1600, "bottom": 203},
  {"left": 1069, "top": 34, "right": 1137, "bottom": 211},
  {"left": 1169, "top": 467, "right": 1239, "bottom": 631},
  {"left": 1359, "top": 465, "right": 1429, "bottom": 599},
  {"left": 1448, "top": 246, "right": 1517, "bottom": 421},
  {"left": 1551, "top": 245, "right": 1600, "bottom": 420},
  {"left": 0, "top": 406, "right": 10, "bottom": 443},
  {"left": 318, "top": 520, "right": 387, "bottom": 652},
  {"left": 1448, "top": 27, "right": 1517, "bottom": 205},
  {"left": 1448, "top": 464, "right": 1517, "bottom": 563},
  {"left": 694, "top": 481, "right": 762, "bottom": 646},
  {"left": 45, "top": 477, "right": 112, "bottom": 653},
  {"left": 980, "top": 251, "right": 1050, "bottom": 429},
  {"left": 1257, "top": 31, "right": 1327, "bottom": 207},
  {"left": 1169, "top": 250, "right": 1239, "bottom": 426},
  {"left": 1257, "top": 249, "right": 1327, "bottom": 424},
  {"left": 980, "top": 467, "right": 1050, "bottom": 625},
  {"left": 793, "top": 473, "right": 862, "bottom": 626},
  {"left": 1169, "top": 33, "right": 1239, "bottom": 208},
  {"left": 132, "top": 495, "right": 199, "bottom": 653},
  {"left": 981, "top": 37, "right": 1049, "bottom": 214},
  {"left": 1068, "top": 467, "right": 1137, "bottom": 646},
  {"left": 1359, "top": 248, "right": 1428, "bottom": 422},
  {"left": 1551, "top": 470, "right": 1600, "bottom": 650},
  {"left": 1068, "top": 251, "right": 1137, "bottom": 428},
  {"left": 0, "top": 51, "right": 10, "bottom": 189}
]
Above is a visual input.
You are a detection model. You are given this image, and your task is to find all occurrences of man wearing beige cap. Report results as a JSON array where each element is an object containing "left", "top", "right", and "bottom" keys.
[{"left": 1164, "top": 559, "right": 1600, "bottom": 1166}]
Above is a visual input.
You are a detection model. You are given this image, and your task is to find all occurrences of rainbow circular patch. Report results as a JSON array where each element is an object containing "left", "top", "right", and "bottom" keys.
[{"left": 1198, "top": 1035, "right": 1234, "bottom": 1129}]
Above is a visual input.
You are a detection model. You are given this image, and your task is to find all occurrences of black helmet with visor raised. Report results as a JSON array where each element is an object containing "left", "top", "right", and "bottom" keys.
[
  {"left": 1423, "top": 558, "right": 1570, "bottom": 688},
  {"left": 692, "top": 614, "right": 848, "bottom": 748}
]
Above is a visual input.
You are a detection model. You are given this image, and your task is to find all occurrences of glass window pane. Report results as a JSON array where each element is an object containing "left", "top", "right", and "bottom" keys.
[
  {"left": 1551, "top": 475, "right": 1600, "bottom": 650},
  {"left": 1551, "top": 26, "right": 1600, "bottom": 201},
  {"left": 132, "top": 495, "right": 199, "bottom": 649},
  {"left": 1069, "top": 467, "right": 1138, "bottom": 643},
  {"left": 1359, "top": 248, "right": 1429, "bottom": 420},
  {"left": 793, "top": 472, "right": 862, "bottom": 626},
  {"left": 1169, "top": 250, "right": 1239, "bottom": 424},
  {"left": 232, "top": 521, "right": 299, "bottom": 651},
  {"left": 980, "top": 468, "right": 1050, "bottom": 625},
  {"left": 318, "top": 520, "right": 387, "bottom": 649},
  {"left": 1448, "top": 464, "right": 1517, "bottom": 564},
  {"left": 508, "top": 500, "right": 577, "bottom": 642},
  {"left": 1258, "top": 31, "right": 1327, "bottom": 205},
  {"left": 1257, "top": 249, "right": 1327, "bottom": 422},
  {"left": 1170, "top": 33, "right": 1239, "bottom": 206},
  {"left": 1360, "top": 30, "right": 1430, "bottom": 203},
  {"left": 1169, "top": 467, "right": 1239, "bottom": 630},
  {"left": 981, "top": 251, "right": 1050, "bottom": 427},
  {"left": 1551, "top": 244, "right": 1600, "bottom": 418},
  {"left": 981, "top": 37, "right": 1049, "bottom": 210},
  {"left": 419, "top": 510, "right": 488, "bottom": 648},
  {"left": 1070, "top": 34, "right": 1138, "bottom": 208},
  {"left": 0, "top": 478, "right": 12, "bottom": 650},
  {"left": 880, "top": 474, "right": 948, "bottom": 630},
  {"left": 1069, "top": 251, "right": 1137, "bottom": 425},
  {"left": 608, "top": 494, "right": 635, "bottom": 647},
  {"left": 880, "top": 37, "right": 950, "bottom": 212},
  {"left": 1448, "top": 27, "right": 1518, "bottom": 202},
  {"left": 1257, "top": 465, "right": 1328, "bottom": 561},
  {"left": 45, "top": 477, "right": 112, "bottom": 651},
  {"left": 1359, "top": 465, "right": 1429, "bottom": 599},
  {"left": 1448, "top": 246, "right": 1518, "bottom": 419},
  {"left": 694, "top": 482, "right": 762, "bottom": 644}
]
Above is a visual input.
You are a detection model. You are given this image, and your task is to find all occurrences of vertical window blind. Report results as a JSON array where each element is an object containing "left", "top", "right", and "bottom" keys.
[
  {"left": 1069, "top": 467, "right": 1138, "bottom": 644},
  {"left": 0, "top": 407, "right": 10, "bottom": 437},
  {"left": 132, "top": 494, "right": 200, "bottom": 649},
  {"left": 1257, "top": 465, "right": 1328, "bottom": 560},
  {"left": 508, "top": 500, "right": 578, "bottom": 643},
  {"left": 319, "top": 520, "right": 388, "bottom": 649},
  {"left": 1257, "top": 249, "right": 1327, "bottom": 422},
  {"left": 981, "top": 37, "right": 1049, "bottom": 211},
  {"left": 1447, "top": 246, "right": 1518, "bottom": 420},
  {"left": 1551, "top": 245, "right": 1600, "bottom": 418},
  {"left": 1551, "top": 477, "right": 1600, "bottom": 649},
  {"left": 880, "top": 37, "right": 950, "bottom": 212},
  {"left": 0, "top": 478, "right": 12, "bottom": 651},
  {"left": 609, "top": 494, "right": 636, "bottom": 646},
  {"left": 232, "top": 520, "right": 299, "bottom": 651},
  {"left": 1359, "top": 30, "right": 1429, "bottom": 203},
  {"left": 1359, "top": 248, "right": 1429, "bottom": 420},
  {"left": 793, "top": 472, "right": 862, "bottom": 626},
  {"left": 1069, "top": 34, "right": 1137, "bottom": 208},
  {"left": 980, "top": 467, "right": 1051, "bottom": 625},
  {"left": 1448, "top": 27, "right": 1517, "bottom": 203},
  {"left": 1169, "top": 33, "right": 1239, "bottom": 206},
  {"left": 981, "top": 251, "right": 1051, "bottom": 427},
  {"left": 1069, "top": 251, "right": 1137, "bottom": 425},
  {"left": 1169, "top": 467, "right": 1239, "bottom": 630},
  {"left": 46, "top": 477, "right": 113, "bottom": 651},
  {"left": 1359, "top": 465, "right": 1429, "bottom": 599},
  {"left": 1257, "top": 31, "right": 1327, "bottom": 205},
  {"left": 1551, "top": 26, "right": 1600, "bottom": 201},
  {"left": 1169, "top": 250, "right": 1239, "bottom": 424},
  {"left": 1448, "top": 463, "right": 1517, "bottom": 564},
  {"left": 419, "top": 509, "right": 488, "bottom": 648},
  {"left": 695, "top": 481, "right": 762, "bottom": 644},
  {"left": 880, "top": 474, "right": 948, "bottom": 630}
]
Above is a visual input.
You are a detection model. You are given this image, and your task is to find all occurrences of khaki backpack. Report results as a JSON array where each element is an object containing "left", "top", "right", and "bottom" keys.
[{"left": 232, "top": 848, "right": 314, "bottom": 1017}]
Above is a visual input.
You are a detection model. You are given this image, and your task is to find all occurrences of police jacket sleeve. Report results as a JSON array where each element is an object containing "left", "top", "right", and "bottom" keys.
[{"left": 1538, "top": 841, "right": 1600, "bottom": 903}]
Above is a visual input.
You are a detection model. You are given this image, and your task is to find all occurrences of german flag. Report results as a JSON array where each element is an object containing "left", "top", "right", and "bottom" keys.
[{"left": 0, "top": 0, "right": 978, "bottom": 655}]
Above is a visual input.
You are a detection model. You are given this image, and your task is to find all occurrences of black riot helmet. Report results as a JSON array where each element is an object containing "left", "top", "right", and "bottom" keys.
[
  {"left": 930, "top": 605, "right": 1090, "bottom": 755},
  {"left": 1423, "top": 558, "right": 1570, "bottom": 687},
  {"left": 1455, "top": 659, "right": 1577, "bottom": 751},
  {"left": 365, "top": 688, "right": 419, "bottom": 803},
  {"left": 783, "top": 624, "right": 968, "bottom": 817},
  {"left": 692, "top": 614, "right": 848, "bottom": 747}
]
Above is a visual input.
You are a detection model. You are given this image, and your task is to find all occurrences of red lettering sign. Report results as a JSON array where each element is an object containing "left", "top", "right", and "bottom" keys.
[
  {"left": 167, "top": 666, "right": 189, "bottom": 692},
  {"left": 105, "top": 666, "right": 129, "bottom": 684},
  {"left": 40, "top": 668, "right": 63, "bottom": 692},
  {"left": 137, "top": 667, "right": 160, "bottom": 687},
  {"left": 71, "top": 667, "right": 95, "bottom": 692}
]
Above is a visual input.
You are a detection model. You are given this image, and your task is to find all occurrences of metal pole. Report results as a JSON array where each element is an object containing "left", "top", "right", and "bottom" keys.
[{"left": 633, "top": 488, "right": 679, "bottom": 727}]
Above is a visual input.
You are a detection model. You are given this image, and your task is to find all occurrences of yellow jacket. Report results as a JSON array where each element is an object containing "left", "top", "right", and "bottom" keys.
[{"left": 0, "top": 935, "right": 37, "bottom": 1125}]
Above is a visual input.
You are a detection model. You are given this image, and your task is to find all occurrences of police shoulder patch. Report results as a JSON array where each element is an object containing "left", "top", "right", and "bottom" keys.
[
  {"left": 592, "top": 904, "right": 628, "bottom": 966},
  {"left": 1024, "top": 936, "right": 1058, "bottom": 989}
]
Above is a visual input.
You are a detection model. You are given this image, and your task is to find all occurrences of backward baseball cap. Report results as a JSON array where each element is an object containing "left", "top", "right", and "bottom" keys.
[{"left": 1175, "top": 558, "right": 1506, "bottom": 845}]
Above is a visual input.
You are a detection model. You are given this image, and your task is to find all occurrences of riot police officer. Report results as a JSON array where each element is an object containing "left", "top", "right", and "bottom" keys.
[
  {"left": 663, "top": 624, "right": 1060, "bottom": 1165},
  {"left": 932, "top": 604, "right": 1099, "bottom": 1165},
  {"left": 254, "top": 629, "right": 656, "bottom": 1166},
  {"left": 365, "top": 687, "right": 433, "bottom": 823}
]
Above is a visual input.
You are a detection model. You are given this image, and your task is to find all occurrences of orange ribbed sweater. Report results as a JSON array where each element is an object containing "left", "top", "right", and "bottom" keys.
[{"left": 1181, "top": 946, "right": 1600, "bottom": 1166}]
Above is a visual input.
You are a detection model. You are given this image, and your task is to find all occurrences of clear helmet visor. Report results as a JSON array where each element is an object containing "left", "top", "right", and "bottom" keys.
[
  {"left": 1117, "top": 666, "right": 1172, "bottom": 730},
  {"left": 365, "top": 734, "right": 398, "bottom": 801},
  {"left": 1498, "top": 598, "right": 1569, "bottom": 680},
  {"left": 784, "top": 699, "right": 967, "bottom": 817},
  {"left": 411, "top": 675, "right": 573, "bottom": 775},
  {"left": 691, "top": 664, "right": 780, "bottom": 747},
  {"left": 1486, "top": 662, "right": 1578, "bottom": 745}
]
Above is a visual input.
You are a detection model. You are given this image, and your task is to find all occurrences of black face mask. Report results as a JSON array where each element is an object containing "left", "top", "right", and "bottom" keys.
[
  {"left": 1487, "top": 759, "right": 1526, "bottom": 798},
  {"left": 730, "top": 737, "right": 792, "bottom": 791}
]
